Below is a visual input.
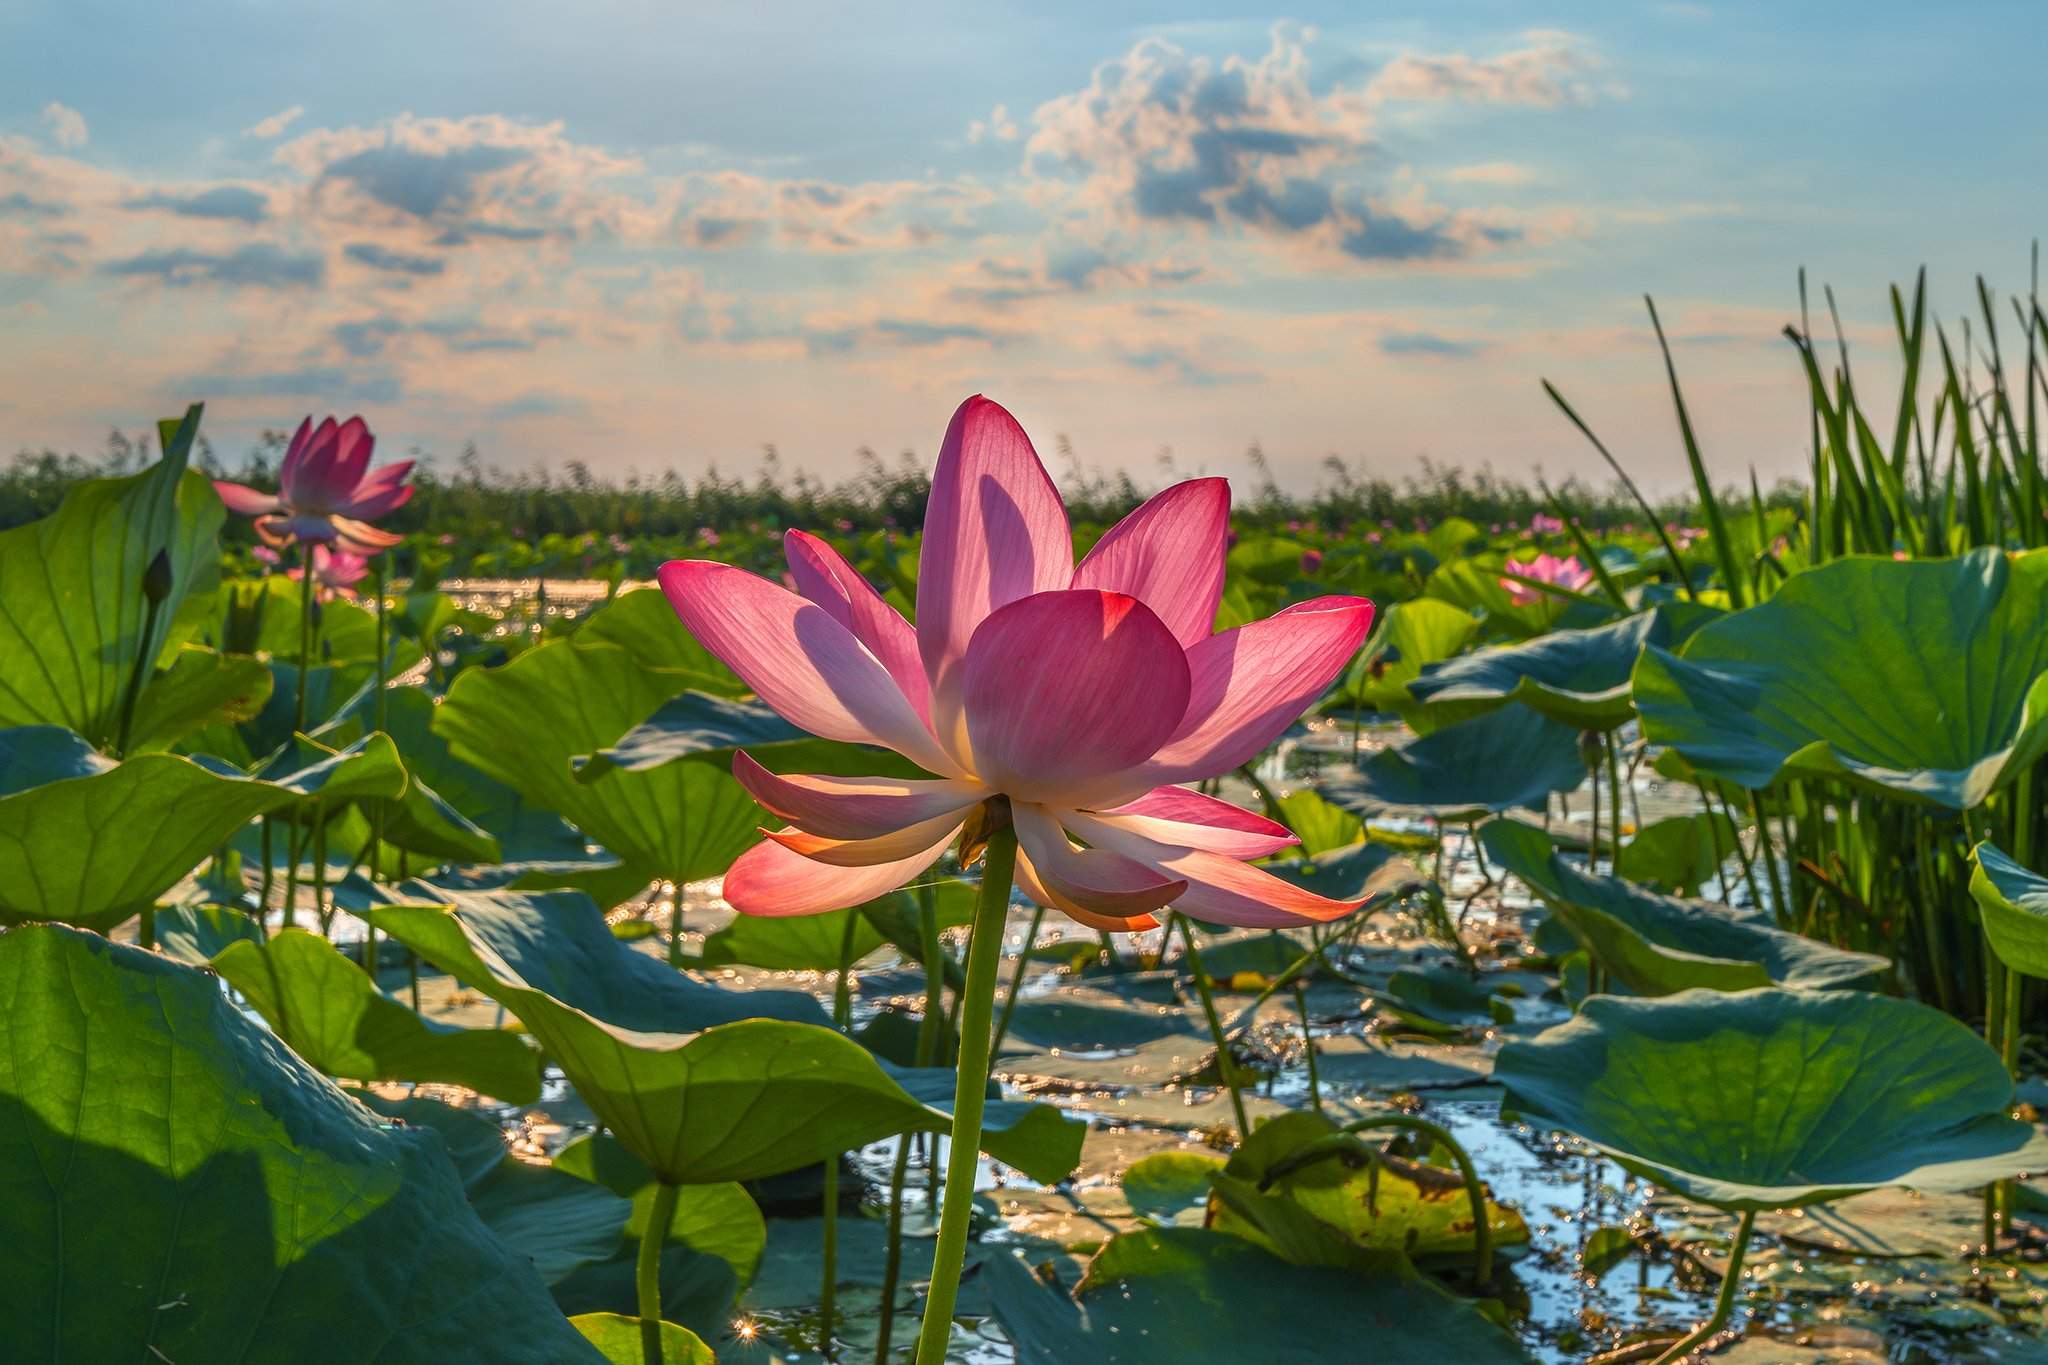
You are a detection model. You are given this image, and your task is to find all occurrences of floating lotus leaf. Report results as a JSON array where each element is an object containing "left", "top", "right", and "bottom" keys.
[
  {"left": 0, "top": 726, "right": 403, "bottom": 930},
  {"left": 1479, "top": 818, "right": 1887, "bottom": 994},
  {"left": 1209, "top": 1110, "right": 1529, "bottom": 1270},
  {"left": 213, "top": 928, "right": 544, "bottom": 1101},
  {"left": 1322, "top": 706, "right": 1587, "bottom": 821},
  {"left": 433, "top": 637, "right": 768, "bottom": 884},
  {"left": 1407, "top": 607, "right": 1709, "bottom": 731},
  {"left": 1971, "top": 842, "right": 2048, "bottom": 978},
  {"left": 371, "top": 894, "right": 945, "bottom": 1185},
  {"left": 1634, "top": 548, "right": 2048, "bottom": 808},
  {"left": 0, "top": 924, "right": 598, "bottom": 1362},
  {"left": 987, "top": 1227, "right": 1534, "bottom": 1363},
  {"left": 0, "top": 406, "right": 224, "bottom": 749},
  {"left": 1494, "top": 987, "right": 2048, "bottom": 1210}
]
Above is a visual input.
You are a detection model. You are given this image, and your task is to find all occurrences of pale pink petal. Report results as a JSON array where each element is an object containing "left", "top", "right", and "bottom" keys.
[
  {"left": 1137, "top": 596, "right": 1375, "bottom": 786},
  {"left": 962, "top": 590, "right": 1189, "bottom": 805},
  {"left": 212, "top": 481, "right": 281, "bottom": 518},
  {"left": 1070, "top": 478, "right": 1229, "bottom": 647},
  {"left": 732, "top": 751, "right": 985, "bottom": 840},
  {"left": 659, "top": 560, "right": 965, "bottom": 778},
  {"left": 341, "top": 461, "right": 415, "bottom": 520},
  {"left": 277, "top": 415, "right": 315, "bottom": 488},
  {"left": 1014, "top": 844, "right": 1162, "bottom": 933},
  {"left": 329, "top": 515, "right": 403, "bottom": 551},
  {"left": 721, "top": 824, "right": 958, "bottom": 917},
  {"left": 1092, "top": 786, "right": 1299, "bottom": 858},
  {"left": 916, "top": 396, "right": 1073, "bottom": 760},
  {"left": 784, "top": 529, "right": 932, "bottom": 724},
  {"left": 1065, "top": 811, "right": 1365, "bottom": 929},
  {"left": 760, "top": 808, "right": 970, "bottom": 866},
  {"left": 1012, "top": 804, "right": 1185, "bottom": 918}
]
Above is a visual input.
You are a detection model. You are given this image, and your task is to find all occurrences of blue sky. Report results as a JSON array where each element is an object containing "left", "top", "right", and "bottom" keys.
[{"left": 2, "top": 1, "right": 2042, "bottom": 492}]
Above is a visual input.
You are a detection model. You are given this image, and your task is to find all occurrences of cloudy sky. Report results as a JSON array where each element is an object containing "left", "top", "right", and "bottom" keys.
[{"left": 2, "top": 1, "right": 2042, "bottom": 492}]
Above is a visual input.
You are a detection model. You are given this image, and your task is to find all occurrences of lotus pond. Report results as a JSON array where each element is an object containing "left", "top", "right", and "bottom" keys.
[{"left": 8, "top": 300, "right": 2048, "bottom": 1365}]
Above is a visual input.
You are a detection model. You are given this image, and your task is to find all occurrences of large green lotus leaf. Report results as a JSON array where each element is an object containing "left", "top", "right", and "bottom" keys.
[
  {"left": 1425, "top": 555, "right": 1604, "bottom": 640},
  {"left": 1614, "top": 810, "right": 1741, "bottom": 895},
  {"left": 1326, "top": 598, "right": 1479, "bottom": 714},
  {"left": 572, "top": 1314, "right": 715, "bottom": 1365},
  {"left": 373, "top": 685, "right": 591, "bottom": 863},
  {"left": 573, "top": 586, "right": 745, "bottom": 694},
  {"left": 213, "top": 928, "right": 543, "bottom": 1102},
  {"left": 127, "top": 644, "right": 274, "bottom": 753},
  {"left": 376, "top": 882, "right": 828, "bottom": 1029},
  {"left": 354, "top": 1094, "right": 632, "bottom": 1287},
  {"left": 1321, "top": 706, "right": 1587, "bottom": 821},
  {"left": 154, "top": 903, "right": 264, "bottom": 965},
  {"left": 1407, "top": 608, "right": 1707, "bottom": 731},
  {"left": 0, "top": 407, "right": 225, "bottom": 750},
  {"left": 693, "top": 904, "right": 889, "bottom": 971},
  {"left": 1971, "top": 842, "right": 2048, "bottom": 978},
  {"left": 368, "top": 896, "right": 954, "bottom": 1186},
  {"left": 0, "top": 924, "right": 599, "bottom": 1362},
  {"left": 554, "top": 1132, "right": 766, "bottom": 1287},
  {"left": 1209, "top": 1110, "right": 1528, "bottom": 1270},
  {"left": 1478, "top": 818, "right": 1886, "bottom": 994},
  {"left": 434, "top": 638, "right": 764, "bottom": 882},
  {"left": 1122, "top": 1149, "right": 1226, "bottom": 1223},
  {"left": 574, "top": 690, "right": 803, "bottom": 780},
  {"left": 0, "top": 727, "right": 403, "bottom": 930},
  {"left": 1493, "top": 987, "right": 2048, "bottom": 1210},
  {"left": 987, "top": 1227, "right": 1534, "bottom": 1364},
  {"left": 1634, "top": 548, "right": 2048, "bottom": 808},
  {"left": 888, "top": 1064, "right": 1088, "bottom": 1185}
]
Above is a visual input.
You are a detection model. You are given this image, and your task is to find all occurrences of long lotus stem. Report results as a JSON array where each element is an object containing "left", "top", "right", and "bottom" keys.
[
  {"left": 1295, "top": 979, "right": 1322, "bottom": 1112},
  {"left": 1176, "top": 913, "right": 1249, "bottom": 1138},
  {"left": 820, "top": 911, "right": 859, "bottom": 1360},
  {"left": 912, "top": 826, "right": 1016, "bottom": 1365},
  {"left": 1651, "top": 1208, "right": 1755, "bottom": 1365},
  {"left": 989, "top": 901, "right": 1046, "bottom": 1059},
  {"left": 1750, "top": 789, "right": 1790, "bottom": 921},
  {"left": 878, "top": 885, "right": 947, "bottom": 1364},
  {"left": 295, "top": 542, "right": 315, "bottom": 733},
  {"left": 638, "top": 1180, "right": 681, "bottom": 1365},
  {"left": 1604, "top": 731, "right": 1625, "bottom": 870}
]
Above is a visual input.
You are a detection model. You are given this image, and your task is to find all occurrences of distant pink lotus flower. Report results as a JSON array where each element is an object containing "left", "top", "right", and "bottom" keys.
[
  {"left": 1299, "top": 548, "right": 1323, "bottom": 575},
  {"left": 1501, "top": 552, "right": 1594, "bottom": 606},
  {"left": 287, "top": 544, "right": 372, "bottom": 600},
  {"left": 251, "top": 544, "right": 281, "bottom": 569},
  {"left": 213, "top": 415, "right": 412, "bottom": 553},
  {"left": 1529, "top": 512, "right": 1566, "bottom": 535},
  {"left": 659, "top": 395, "right": 1377, "bottom": 933}
]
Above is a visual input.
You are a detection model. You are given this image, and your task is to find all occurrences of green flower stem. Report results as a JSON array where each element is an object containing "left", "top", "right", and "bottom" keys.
[
  {"left": 1651, "top": 1208, "right": 1755, "bottom": 1365},
  {"left": 1603, "top": 731, "right": 1625, "bottom": 871},
  {"left": 295, "top": 543, "right": 315, "bottom": 733},
  {"left": 912, "top": 826, "right": 1016, "bottom": 1365},
  {"left": 1174, "top": 913, "right": 1249, "bottom": 1139},
  {"left": 1294, "top": 979, "right": 1321, "bottom": 1113},
  {"left": 1749, "top": 789, "right": 1789, "bottom": 921},
  {"left": 877, "top": 884, "right": 948, "bottom": 1365},
  {"left": 638, "top": 1180, "right": 681, "bottom": 1365},
  {"left": 112, "top": 589, "right": 165, "bottom": 760},
  {"left": 989, "top": 901, "right": 1046, "bottom": 1059},
  {"left": 820, "top": 909, "right": 860, "bottom": 1361}
]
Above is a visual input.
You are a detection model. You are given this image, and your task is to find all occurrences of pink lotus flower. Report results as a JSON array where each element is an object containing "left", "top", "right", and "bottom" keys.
[
  {"left": 1500, "top": 552, "right": 1594, "bottom": 606},
  {"left": 659, "top": 396, "right": 1377, "bottom": 933},
  {"left": 287, "top": 544, "right": 372, "bottom": 601},
  {"left": 213, "top": 415, "right": 413, "bottom": 553},
  {"left": 1529, "top": 512, "right": 1565, "bottom": 535}
]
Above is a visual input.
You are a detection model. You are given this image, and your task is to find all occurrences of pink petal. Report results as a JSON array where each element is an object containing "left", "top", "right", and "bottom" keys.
[
  {"left": 277, "top": 415, "right": 315, "bottom": 487},
  {"left": 1138, "top": 596, "right": 1375, "bottom": 786},
  {"left": 324, "top": 416, "right": 376, "bottom": 499},
  {"left": 212, "top": 481, "right": 281, "bottom": 518},
  {"left": 280, "top": 416, "right": 343, "bottom": 508},
  {"left": 916, "top": 396, "right": 1073, "bottom": 759},
  {"left": 1014, "top": 845, "right": 1162, "bottom": 933},
  {"left": 784, "top": 529, "right": 931, "bottom": 725},
  {"left": 1070, "top": 478, "right": 1229, "bottom": 647},
  {"left": 962, "top": 589, "right": 1189, "bottom": 805},
  {"left": 1012, "top": 804, "right": 1186, "bottom": 919},
  {"left": 658, "top": 560, "right": 964, "bottom": 778},
  {"left": 732, "top": 752, "right": 985, "bottom": 840},
  {"left": 721, "top": 824, "right": 958, "bottom": 916},
  {"left": 761, "top": 808, "right": 971, "bottom": 866},
  {"left": 342, "top": 460, "right": 415, "bottom": 520},
  {"left": 1065, "top": 812, "right": 1365, "bottom": 929},
  {"left": 1092, "top": 786, "right": 1299, "bottom": 858},
  {"left": 329, "top": 515, "right": 402, "bottom": 551}
]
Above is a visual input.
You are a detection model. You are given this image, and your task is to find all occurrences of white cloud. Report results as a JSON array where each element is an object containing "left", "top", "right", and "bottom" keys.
[
  {"left": 967, "top": 103, "right": 1020, "bottom": 143},
  {"left": 40, "top": 102, "right": 88, "bottom": 149},
  {"left": 1364, "top": 31, "right": 1620, "bottom": 107},
  {"left": 244, "top": 105, "right": 306, "bottom": 140},
  {"left": 1445, "top": 161, "right": 1534, "bottom": 186}
]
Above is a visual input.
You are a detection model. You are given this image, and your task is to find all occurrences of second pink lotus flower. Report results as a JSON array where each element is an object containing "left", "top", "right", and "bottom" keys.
[
  {"left": 1500, "top": 552, "right": 1594, "bottom": 606},
  {"left": 213, "top": 414, "right": 415, "bottom": 553},
  {"left": 660, "top": 395, "right": 1377, "bottom": 933}
]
